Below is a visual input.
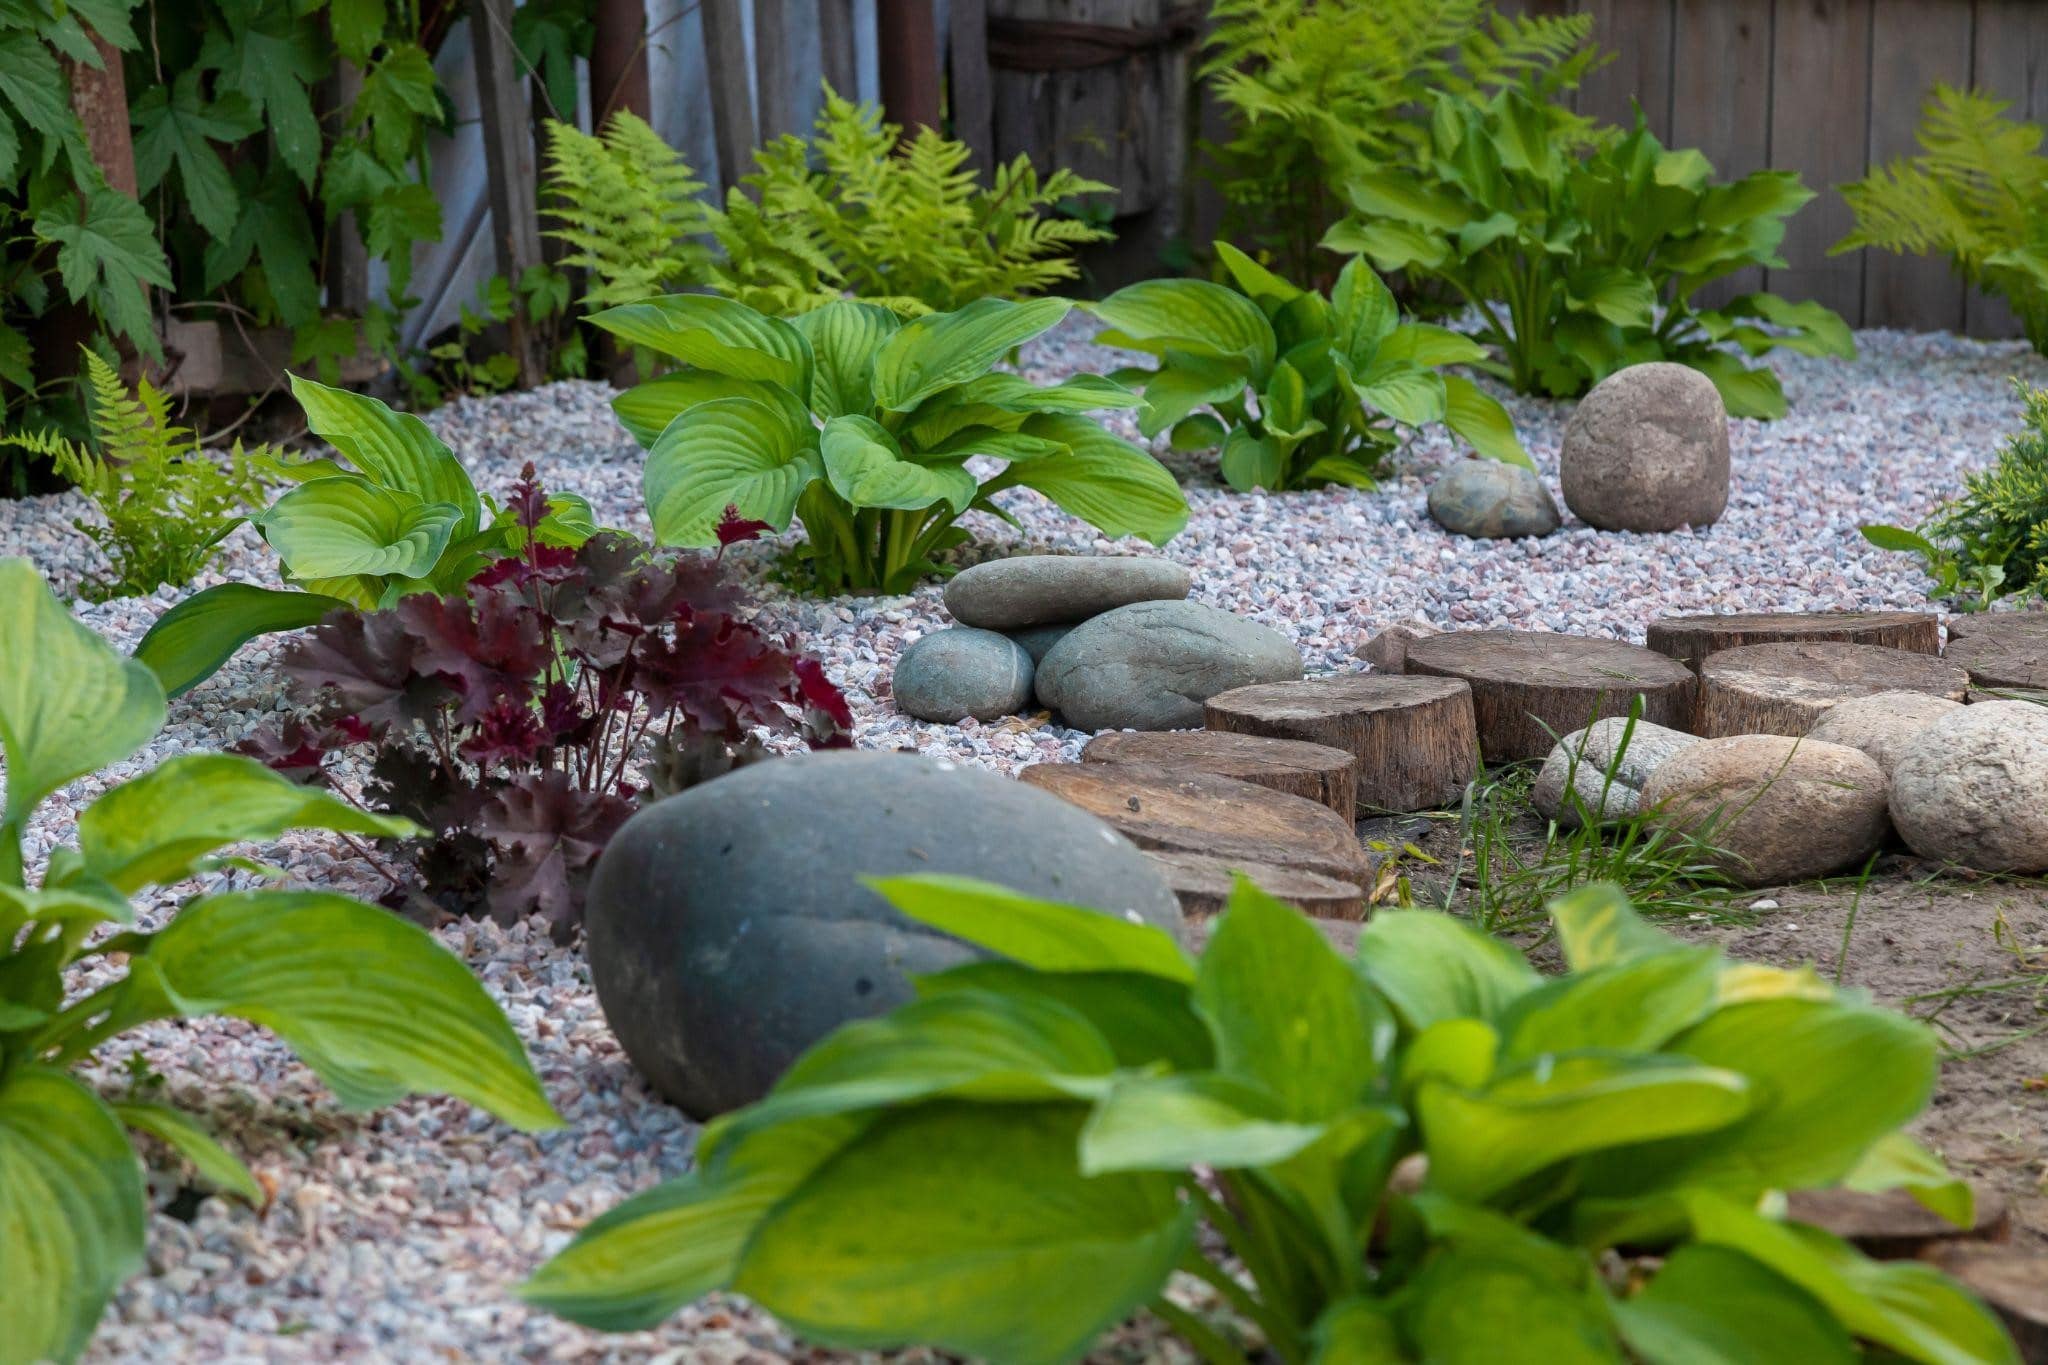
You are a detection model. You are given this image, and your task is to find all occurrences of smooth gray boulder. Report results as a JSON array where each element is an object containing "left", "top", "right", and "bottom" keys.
[
  {"left": 1009, "top": 623, "right": 1077, "bottom": 665},
  {"left": 1561, "top": 362, "right": 1730, "bottom": 532},
  {"left": 943, "top": 554, "right": 1191, "bottom": 630},
  {"left": 1036, "top": 600, "right": 1304, "bottom": 731},
  {"left": 1427, "top": 461, "right": 1561, "bottom": 538},
  {"left": 892, "top": 627, "right": 1034, "bottom": 722},
  {"left": 585, "top": 751, "right": 1183, "bottom": 1117},
  {"left": 1804, "top": 690, "right": 1964, "bottom": 777},
  {"left": 1531, "top": 717, "right": 1700, "bottom": 830},
  {"left": 1889, "top": 702, "right": 2048, "bottom": 873}
]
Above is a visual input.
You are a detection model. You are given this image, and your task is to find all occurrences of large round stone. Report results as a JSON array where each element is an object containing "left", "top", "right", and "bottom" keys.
[
  {"left": 1427, "top": 460, "right": 1561, "bottom": 538},
  {"left": 1036, "top": 600, "right": 1304, "bottom": 731},
  {"left": 1531, "top": 716, "right": 1700, "bottom": 830},
  {"left": 1890, "top": 702, "right": 2048, "bottom": 873},
  {"left": 943, "top": 554, "right": 1191, "bottom": 630},
  {"left": 1560, "top": 362, "right": 1730, "bottom": 532},
  {"left": 1804, "top": 691, "right": 1964, "bottom": 777},
  {"left": 585, "top": 751, "right": 1183, "bottom": 1117},
  {"left": 892, "top": 627, "right": 1034, "bottom": 722},
  {"left": 1642, "top": 735, "right": 1890, "bottom": 887}
]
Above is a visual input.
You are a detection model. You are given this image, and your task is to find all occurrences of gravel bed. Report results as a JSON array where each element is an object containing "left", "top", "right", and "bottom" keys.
[{"left": 0, "top": 317, "right": 2040, "bottom": 1360}]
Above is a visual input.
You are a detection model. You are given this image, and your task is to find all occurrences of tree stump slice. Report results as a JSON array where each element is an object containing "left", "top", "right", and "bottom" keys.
[
  {"left": 1401, "top": 631, "right": 1696, "bottom": 762},
  {"left": 1016, "top": 762, "right": 1371, "bottom": 884},
  {"left": 1784, "top": 1186, "right": 2009, "bottom": 1260},
  {"left": 1203, "top": 674, "right": 1478, "bottom": 812},
  {"left": 1922, "top": 1246, "right": 2048, "bottom": 1362},
  {"left": 1943, "top": 630, "right": 2048, "bottom": 697},
  {"left": 1148, "top": 851, "right": 1365, "bottom": 921},
  {"left": 1081, "top": 730, "right": 1357, "bottom": 816},
  {"left": 1945, "top": 612, "right": 2048, "bottom": 642},
  {"left": 1647, "top": 610, "right": 1941, "bottom": 672},
  {"left": 1697, "top": 642, "right": 1970, "bottom": 738}
]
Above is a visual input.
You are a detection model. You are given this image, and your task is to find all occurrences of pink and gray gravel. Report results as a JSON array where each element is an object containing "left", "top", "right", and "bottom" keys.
[{"left": 1, "top": 318, "right": 2040, "bottom": 1361}]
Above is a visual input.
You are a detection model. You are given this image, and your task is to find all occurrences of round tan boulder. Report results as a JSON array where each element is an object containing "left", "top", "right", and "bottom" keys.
[
  {"left": 1804, "top": 691, "right": 1965, "bottom": 777},
  {"left": 1560, "top": 362, "right": 1730, "bottom": 532},
  {"left": 1889, "top": 702, "right": 2048, "bottom": 874},
  {"left": 1642, "top": 736, "right": 1890, "bottom": 888}
]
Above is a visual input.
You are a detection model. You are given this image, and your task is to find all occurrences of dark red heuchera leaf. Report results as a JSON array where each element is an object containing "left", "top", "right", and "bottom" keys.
[
  {"left": 460, "top": 697, "right": 549, "bottom": 766},
  {"left": 285, "top": 609, "right": 436, "bottom": 729},
  {"left": 793, "top": 656, "right": 855, "bottom": 733},
  {"left": 233, "top": 714, "right": 373, "bottom": 784},
  {"left": 715, "top": 504, "right": 773, "bottom": 548},
  {"left": 471, "top": 543, "right": 578, "bottom": 591},
  {"left": 396, "top": 585, "right": 551, "bottom": 723},
  {"left": 509, "top": 461, "right": 549, "bottom": 532},
  {"left": 479, "top": 771, "right": 636, "bottom": 939}
]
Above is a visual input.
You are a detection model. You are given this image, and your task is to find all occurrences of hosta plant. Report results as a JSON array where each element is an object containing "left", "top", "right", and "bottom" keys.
[
  {"left": 133, "top": 375, "right": 597, "bottom": 698},
  {"left": 238, "top": 482, "right": 852, "bottom": 936},
  {"left": 1325, "top": 87, "right": 1855, "bottom": 417},
  {"left": 595, "top": 294, "right": 1188, "bottom": 593},
  {"left": 524, "top": 876, "right": 2014, "bottom": 1365},
  {"left": 0, "top": 559, "right": 559, "bottom": 1365},
  {"left": 1091, "top": 242, "right": 1529, "bottom": 492}
]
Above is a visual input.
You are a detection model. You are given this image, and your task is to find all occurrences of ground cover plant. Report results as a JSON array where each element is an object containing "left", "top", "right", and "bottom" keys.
[
  {"left": 1091, "top": 242, "right": 1528, "bottom": 492},
  {"left": 596, "top": 294, "right": 1187, "bottom": 593},
  {"left": 0, "top": 558, "right": 559, "bottom": 1365},
  {"left": 523, "top": 874, "right": 2013, "bottom": 1363},
  {"left": 1324, "top": 86, "right": 1855, "bottom": 417},
  {"left": 1837, "top": 85, "right": 2048, "bottom": 355},
  {"left": 1863, "top": 378, "right": 2048, "bottom": 610},
  {"left": 133, "top": 375, "right": 597, "bottom": 698},
  {"left": 238, "top": 483, "right": 852, "bottom": 937},
  {"left": 0, "top": 351, "right": 272, "bottom": 600}
]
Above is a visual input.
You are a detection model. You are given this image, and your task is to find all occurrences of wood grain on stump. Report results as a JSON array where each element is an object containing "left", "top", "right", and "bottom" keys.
[
  {"left": 1945, "top": 612, "right": 2048, "bottom": 641},
  {"left": 1944, "top": 629, "right": 2048, "bottom": 697},
  {"left": 1921, "top": 1246, "right": 2048, "bottom": 1361},
  {"left": 1696, "top": 642, "right": 1970, "bottom": 738},
  {"left": 1016, "top": 762, "right": 1371, "bottom": 883},
  {"left": 1401, "top": 630, "right": 1696, "bottom": 762},
  {"left": 1784, "top": 1186, "right": 2008, "bottom": 1260},
  {"left": 1647, "top": 610, "right": 1940, "bottom": 671},
  {"left": 1148, "top": 851, "right": 1365, "bottom": 920},
  {"left": 1203, "top": 674, "right": 1478, "bottom": 812},
  {"left": 1081, "top": 730, "right": 1357, "bottom": 816}
]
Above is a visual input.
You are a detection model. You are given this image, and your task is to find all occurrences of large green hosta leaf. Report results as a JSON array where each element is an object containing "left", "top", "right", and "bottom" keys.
[
  {"left": 587, "top": 294, "right": 810, "bottom": 390},
  {"left": 870, "top": 296, "right": 1071, "bottom": 411},
  {"left": 872, "top": 875, "right": 1194, "bottom": 983},
  {"left": 1002, "top": 414, "right": 1190, "bottom": 545},
  {"left": 610, "top": 370, "right": 787, "bottom": 447},
  {"left": 1354, "top": 909, "right": 1541, "bottom": 1031},
  {"left": 1089, "top": 278, "right": 1277, "bottom": 373},
  {"left": 1443, "top": 374, "right": 1533, "bottom": 467},
  {"left": 821, "top": 415, "right": 976, "bottom": 513},
  {"left": 133, "top": 583, "right": 352, "bottom": 699},
  {"left": 253, "top": 477, "right": 464, "bottom": 581},
  {"left": 288, "top": 374, "right": 480, "bottom": 538},
  {"left": 643, "top": 396, "right": 824, "bottom": 547},
  {"left": 793, "top": 300, "right": 899, "bottom": 418},
  {"left": 1613, "top": 1243, "right": 1857, "bottom": 1365},
  {"left": 0, "top": 1068, "right": 147, "bottom": 1365},
  {"left": 0, "top": 559, "right": 164, "bottom": 832}
]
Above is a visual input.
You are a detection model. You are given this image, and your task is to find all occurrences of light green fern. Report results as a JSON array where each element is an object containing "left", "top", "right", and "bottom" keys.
[
  {"left": 1837, "top": 85, "right": 2048, "bottom": 352},
  {"left": 542, "top": 112, "right": 717, "bottom": 311},
  {"left": 0, "top": 351, "right": 271, "bottom": 601}
]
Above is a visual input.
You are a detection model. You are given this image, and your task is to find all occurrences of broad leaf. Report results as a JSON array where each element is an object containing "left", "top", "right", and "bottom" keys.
[
  {"left": 1550, "top": 882, "right": 1683, "bottom": 971},
  {"left": 1399, "top": 1245, "right": 1622, "bottom": 1364},
  {"left": 871, "top": 874, "right": 1194, "bottom": 983},
  {"left": 1331, "top": 257, "right": 1400, "bottom": 365},
  {"left": 1443, "top": 375, "right": 1533, "bottom": 467},
  {"left": 1838, "top": 1133, "right": 1973, "bottom": 1229},
  {"left": 643, "top": 397, "right": 823, "bottom": 547},
  {"left": 1498, "top": 947, "right": 1723, "bottom": 1061},
  {"left": 133, "top": 583, "right": 352, "bottom": 699},
  {"left": 587, "top": 295, "right": 809, "bottom": 390},
  {"left": 870, "top": 296, "right": 1071, "bottom": 411},
  {"left": 821, "top": 415, "right": 976, "bottom": 513},
  {"left": 1344, "top": 170, "right": 1471, "bottom": 231},
  {"left": 1131, "top": 351, "right": 1253, "bottom": 437},
  {"left": 610, "top": 371, "right": 785, "bottom": 447},
  {"left": 288, "top": 375, "right": 481, "bottom": 537},
  {"left": 1214, "top": 240, "right": 1304, "bottom": 308},
  {"left": 1566, "top": 268, "right": 1658, "bottom": 328},
  {"left": 1350, "top": 361, "right": 1446, "bottom": 427},
  {"left": 914, "top": 962, "right": 1214, "bottom": 1071},
  {"left": 1613, "top": 1244, "right": 1855, "bottom": 1365},
  {"left": 1219, "top": 428, "right": 1286, "bottom": 492},
  {"left": 1088, "top": 279, "right": 1276, "bottom": 373},
  {"left": 1169, "top": 413, "right": 1227, "bottom": 452},
  {"left": 1689, "top": 350, "right": 1788, "bottom": 421},
  {"left": 1080, "top": 1072, "right": 1336, "bottom": 1174},
  {"left": 112, "top": 1100, "right": 262, "bottom": 1204},
  {"left": 1004, "top": 413, "right": 1190, "bottom": 545},
  {"left": 253, "top": 478, "right": 464, "bottom": 581},
  {"left": 1354, "top": 910, "right": 1541, "bottom": 1031},
  {"left": 792, "top": 300, "right": 898, "bottom": 418},
  {"left": 1379, "top": 323, "right": 1489, "bottom": 368}
]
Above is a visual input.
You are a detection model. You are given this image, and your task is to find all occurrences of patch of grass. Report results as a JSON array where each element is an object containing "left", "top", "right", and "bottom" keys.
[{"left": 1905, "top": 907, "right": 2048, "bottom": 1062}]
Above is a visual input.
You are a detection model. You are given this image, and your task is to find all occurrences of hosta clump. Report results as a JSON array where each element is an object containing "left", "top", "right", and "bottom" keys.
[
  {"left": 1325, "top": 86, "right": 1855, "bottom": 417},
  {"left": 240, "top": 483, "right": 852, "bottom": 936},
  {"left": 595, "top": 294, "right": 1187, "bottom": 593},
  {"left": 1091, "top": 242, "right": 1529, "bottom": 492},
  {"left": 0, "top": 559, "right": 558, "bottom": 1365},
  {"left": 525, "top": 876, "right": 2015, "bottom": 1365}
]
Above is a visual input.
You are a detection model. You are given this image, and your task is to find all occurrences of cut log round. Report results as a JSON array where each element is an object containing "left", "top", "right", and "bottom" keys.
[
  {"left": 1944, "top": 611, "right": 2048, "bottom": 641},
  {"left": 1784, "top": 1186, "right": 2008, "bottom": 1260},
  {"left": 1921, "top": 1246, "right": 2048, "bottom": 1362},
  {"left": 1647, "top": 610, "right": 1940, "bottom": 671},
  {"left": 1148, "top": 851, "right": 1365, "bottom": 920},
  {"left": 1203, "top": 674, "right": 1478, "bottom": 812},
  {"left": 1401, "top": 630, "right": 1696, "bottom": 762},
  {"left": 1943, "top": 629, "right": 2048, "bottom": 697},
  {"left": 1016, "top": 762, "right": 1370, "bottom": 884},
  {"left": 1696, "top": 642, "right": 1970, "bottom": 738},
  {"left": 1081, "top": 730, "right": 1357, "bottom": 816}
]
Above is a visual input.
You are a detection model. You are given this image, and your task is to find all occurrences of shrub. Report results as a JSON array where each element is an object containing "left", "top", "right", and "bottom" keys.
[
  {"left": 1091, "top": 242, "right": 1528, "bottom": 491},
  {"left": 0, "top": 558, "right": 558, "bottom": 1365},
  {"left": 133, "top": 375, "right": 597, "bottom": 698},
  {"left": 1324, "top": 86, "right": 1855, "bottom": 417},
  {"left": 595, "top": 293, "right": 1188, "bottom": 593},
  {"left": 0, "top": 351, "right": 272, "bottom": 601},
  {"left": 522, "top": 875, "right": 2016, "bottom": 1365},
  {"left": 1837, "top": 86, "right": 2048, "bottom": 353},
  {"left": 1863, "top": 379, "right": 2048, "bottom": 610},
  {"left": 238, "top": 481, "right": 852, "bottom": 937}
]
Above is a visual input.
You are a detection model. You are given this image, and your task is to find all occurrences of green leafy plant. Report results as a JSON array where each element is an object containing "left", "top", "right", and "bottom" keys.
[
  {"left": 1863, "top": 378, "right": 2048, "bottom": 610},
  {"left": 523, "top": 873, "right": 2014, "bottom": 1365},
  {"left": 1325, "top": 87, "right": 1855, "bottom": 417},
  {"left": 0, "top": 350, "right": 271, "bottom": 600},
  {"left": 1091, "top": 242, "right": 1529, "bottom": 492},
  {"left": 132, "top": 375, "right": 598, "bottom": 697},
  {"left": 1202, "top": 0, "right": 1600, "bottom": 281},
  {"left": 542, "top": 111, "right": 716, "bottom": 314},
  {"left": 595, "top": 293, "right": 1187, "bottom": 593},
  {"left": 0, "top": 558, "right": 559, "bottom": 1365},
  {"left": 1837, "top": 85, "right": 2048, "bottom": 353}
]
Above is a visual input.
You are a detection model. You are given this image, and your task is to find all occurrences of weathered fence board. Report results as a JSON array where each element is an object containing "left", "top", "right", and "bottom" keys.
[
  {"left": 1864, "top": 0, "right": 1972, "bottom": 332},
  {"left": 1667, "top": 0, "right": 1772, "bottom": 306}
]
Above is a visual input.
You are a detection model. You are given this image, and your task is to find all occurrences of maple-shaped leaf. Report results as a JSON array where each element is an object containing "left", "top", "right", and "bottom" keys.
[
  {"left": 32, "top": 186, "right": 172, "bottom": 352},
  {"left": 196, "top": 8, "right": 328, "bottom": 185},
  {"left": 396, "top": 585, "right": 551, "bottom": 723},
  {"left": 715, "top": 504, "right": 773, "bottom": 548},
  {"left": 329, "top": 0, "right": 388, "bottom": 64},
  {"left": 459, "top": 697, "right": 549, "bottom": 767},
  {"left": 201, "top": 161, "right": 320, "bottom": 326},
  {"left": 354, "top": 42, "right": 441, "bottom": 165},
  {"left": 633, "top": 616, "right": 803, "bottom": 739},
  {"left": 480, "top": 771, "right": 635, "bottom": 938},
  {"left": 231, "top": 713, "right": 372, "bottom": 785},
  {"left": 131, "top": 70, "right": 259, "bottom": 240},
  {"left": 284, "top": 606, "right": 438, "bottom": 728},
  {"left": 365, "top": 743, "right": 489, "bottom": 832},
  {"left": 792, "top": 657, "right": 854, "bottom": 733}
]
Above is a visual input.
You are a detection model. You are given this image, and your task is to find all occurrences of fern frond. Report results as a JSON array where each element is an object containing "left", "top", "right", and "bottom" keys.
[{"left": 542, "top": 113, "right": 715, "bottom": 311}]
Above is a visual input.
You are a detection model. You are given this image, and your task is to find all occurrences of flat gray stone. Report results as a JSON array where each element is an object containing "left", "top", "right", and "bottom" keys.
[
  {"left": 943, "top": 554, "right": 1191, "bottom": 630},
  {"left": 1532, "top": 717, "right": 1700, "bottom": 830},
  {"left": 892, "top": 627, "right": 1033, "bottom": 722},
  {"left": 584, "top": 751, "right": 1183, "bottom": 1117},
  {"left": 1036, "top": 600, "right": 1304, "bottom": 731},
  {"left": 1561, "top": 362, "right": 1730, "bottom": 532},
  {"left": 1427, "top": 461, "right": 1561, "bottom": 538}
]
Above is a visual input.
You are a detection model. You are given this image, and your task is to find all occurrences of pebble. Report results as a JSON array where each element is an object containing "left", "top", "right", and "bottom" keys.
[{"left": 1426, "top": 459, "right": 1561, "bottom": 538}]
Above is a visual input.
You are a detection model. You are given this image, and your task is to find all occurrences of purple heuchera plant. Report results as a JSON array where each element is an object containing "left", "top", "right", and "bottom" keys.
[{"left": 241, "top": 466, "right": 852, "bottom": 938}]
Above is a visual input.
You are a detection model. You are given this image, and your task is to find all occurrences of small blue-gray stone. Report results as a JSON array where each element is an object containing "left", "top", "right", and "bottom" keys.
[
  {"left": 893, "top": 627, "right": 1034, "bottom": 721},
  {"left": 1036, "top": 600, "right": 1304, "bottom": 731},
  {"left": 1427, "top": 460, "right": 1561, "bottom": 539},
  {"left": 1009, "top": 623, "right": 1077, "bottom": 665}
]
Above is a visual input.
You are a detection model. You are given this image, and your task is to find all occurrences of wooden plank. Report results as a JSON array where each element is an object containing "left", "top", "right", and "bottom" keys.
[
  {"left": 471, "top": 0, "right": 546, "bottom": 386},
  {"left": 700, "top": 0, "right": 758, "bottom": 192},
  {"left": 1578, "top": 0, "right": 1676, "bottom": 137},
  {"left": 1862, "top": 0, "right": 1972, "bottom": 332},
  {"left": 949, "top": 0, "right": 995, "bottom": 172},
  {"left": 878, "top": 0, "right": 944, "bottom": 133},
  {"left": 754, "top": 0, "right": 805, "bottom": 140},
  {"left": 820, "top": 0, "right": 860, "bottom": 97},
  {"left": 1767, "top": 0, "right": 1874, "bottom": 323},
  {"left": 1967, "top": 0, "right": 2048, "bottom": 339},
  {"left": 1670, "top": 0, "right": 1773, "bottom": 305}
]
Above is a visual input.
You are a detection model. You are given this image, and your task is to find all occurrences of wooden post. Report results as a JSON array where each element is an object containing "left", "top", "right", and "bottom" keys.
[
  {"left": 949, "top": 0, "right": 995, "bottom": 171},
  {"left": 877, "top": 0, "right": 943, "bottom": 134},
  {"left": 472, "top": 0, "right": 546, "bottom": 387},
  {"left": 820, "top": 0, "right": 859, "bottom": 97},
  {"left": 754, "top": 1, "right": 804, "bottom": 141},
  {"left": 590, "top": 0, "right": 652, "bottom": 125},
  {"left": 702, "top": 0, "right": 758, "bottom": 193},
  {"left": 325, "top": 61, "right": 371, "bottom": 319}
]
